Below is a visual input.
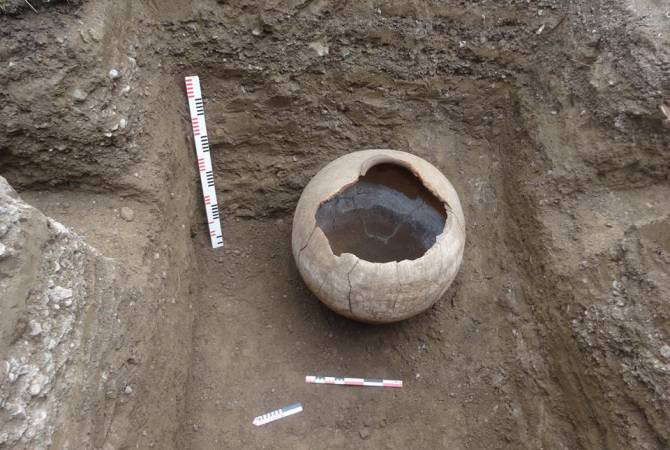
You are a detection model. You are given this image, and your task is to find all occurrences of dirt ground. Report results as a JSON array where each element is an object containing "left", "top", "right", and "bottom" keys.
[{"left": 1, "top": 0, "right": 669, "bottom": 449}]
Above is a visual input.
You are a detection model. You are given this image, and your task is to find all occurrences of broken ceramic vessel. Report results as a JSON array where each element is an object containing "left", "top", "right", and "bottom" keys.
[{"left": 292, "top": 149, "right": 465, "bottom": 323}]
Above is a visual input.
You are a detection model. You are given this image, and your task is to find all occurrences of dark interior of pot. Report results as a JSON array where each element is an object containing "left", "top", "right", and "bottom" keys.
[{"left": 316, "top": 163, "right": 448, "bottom": 263}]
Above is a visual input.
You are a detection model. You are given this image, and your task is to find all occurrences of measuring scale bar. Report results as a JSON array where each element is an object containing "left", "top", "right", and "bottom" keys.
[
  {"left": 253, "top": 403, "right": 304, "bottom": 426},
  {"left": 305, "top": 375, "right": 403, "bottom": 388},
  {"left": 185, "top": 75, "right": 223, "bottom": 249}
]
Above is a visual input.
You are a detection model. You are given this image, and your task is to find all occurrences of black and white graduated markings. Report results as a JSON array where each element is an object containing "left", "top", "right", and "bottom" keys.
[
  {"left": 305, "top": 375, "right": 403, "bottom": 388},
  {"left": 185, "top": 76, "right": 223, "bottom": 249},
  {"left": 252, "top": 403, "right": 303, "bottom": 426}
]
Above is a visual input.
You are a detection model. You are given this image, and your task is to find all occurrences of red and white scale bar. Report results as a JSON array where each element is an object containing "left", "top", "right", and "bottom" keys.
[
  {"left": 305, "top": 375, "right": 402, "bottom": 388},
  {"left": 185, "top": 76, "right": 223, "bottom": 248}
]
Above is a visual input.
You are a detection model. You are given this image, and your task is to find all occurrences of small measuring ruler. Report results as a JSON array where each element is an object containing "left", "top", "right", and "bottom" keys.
[
  {"left": 305, "top": 375, "right": 403, "bottom": 388},
  {"left": 253, "top": 402, "right": 303, "bottom": 426},
  {"left": 185, "top": 75, "right": 223, "bottom": 249}
]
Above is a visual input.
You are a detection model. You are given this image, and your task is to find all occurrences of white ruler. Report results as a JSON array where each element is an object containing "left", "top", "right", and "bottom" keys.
[
  {"left": 185, "top": 76, "right": 223, "bottom": 248},
  {"left": 253, "top": 402, "right": 303, "bottom": 426}
]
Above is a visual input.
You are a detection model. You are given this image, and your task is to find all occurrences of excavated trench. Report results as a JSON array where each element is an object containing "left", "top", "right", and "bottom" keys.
[{"left": 1, "top": 1, "right": 669, "bottom": 449}]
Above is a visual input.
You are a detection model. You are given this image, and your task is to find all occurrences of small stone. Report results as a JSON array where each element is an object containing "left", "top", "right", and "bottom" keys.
[
  {"left": 251, "top": 27, "right": 262, "bottom": 36},
  {"left": 71, "top": 88, "right": 88, "bottom": 102},
  {"left": 29, "top": 374, "right": 48, "bottom": 396},
  {"left": 7, "top": 403, "right": 26, "bottom": 419},
  {"left": 359, "top": 428, "right": 370, "bottom": 440},
  {"left": 236, "top": 208, "right": 255, "bottom": 218},
  {"left": 48, "top": 219, "right": 69, "bottom": 236},
  {"left": 0, "top": 243, "right": 7, "bottom": 259},
  {"left": 49, "top": 286, "right": 73, "bottom": 303},
  {"left": 661, "top": 345, "right": 670, "bottom": 359},
  {"left": 124, "top": 385, "right": 133, "bottom": 395},
  {"left": 309, "top": 41, "right": 329, "bottom": 57},
  {"left": 28, "top": 320, "right": 43, "bottom": 336},
  {"left": 109, "top": 68, "right": 120, "bottom": 80},
  {"left": 119, "top": 118, "right": 128, "bottom": 129},
  {"left": 120, "top": 207, "right": 135, "bottom": 222},
  {"left": 89, "top": 28, "right": 103, "bottom": 42}
]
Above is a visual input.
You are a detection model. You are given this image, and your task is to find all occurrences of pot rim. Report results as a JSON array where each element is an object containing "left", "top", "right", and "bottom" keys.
[{"left": 310, "top": 151, "right": 461, "bottom": 267}]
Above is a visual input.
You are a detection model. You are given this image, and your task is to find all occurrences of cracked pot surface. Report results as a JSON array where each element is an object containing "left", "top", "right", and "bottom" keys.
[{"left": 292, "top": 149, "right": 466, "bottom": 323}]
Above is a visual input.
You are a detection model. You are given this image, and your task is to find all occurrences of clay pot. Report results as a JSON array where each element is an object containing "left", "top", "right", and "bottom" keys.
[{"left": 292, "top": 149, "right": 465, "bottom": 323}]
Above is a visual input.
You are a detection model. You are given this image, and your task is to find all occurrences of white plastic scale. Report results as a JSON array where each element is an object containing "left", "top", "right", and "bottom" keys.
[
  {"left": 253, "top": 402, "right": 303, "bottom": 426},
  {"left": 185, "top": 76, "right": 223, "bottom": 248}
]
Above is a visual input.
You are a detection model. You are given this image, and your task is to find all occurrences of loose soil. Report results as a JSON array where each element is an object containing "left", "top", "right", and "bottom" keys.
[{"left": 1, "top": 0, "right": 669, "bottom": 449}]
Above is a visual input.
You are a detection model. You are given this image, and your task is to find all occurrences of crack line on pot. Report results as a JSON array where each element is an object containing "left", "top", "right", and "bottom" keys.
[
  {"left": 298, "top": 222, "right": 318, "bottom": 256},
  {"left": 346, "top": 259, "right": 360, "bottom": 315},
  {"left": 316, "top": 271, "right": 329, "bottom": 298}
]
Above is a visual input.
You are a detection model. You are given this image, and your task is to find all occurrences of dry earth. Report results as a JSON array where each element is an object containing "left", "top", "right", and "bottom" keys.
[{"left": 1, "top": 0, "right": 669, "bottom": 449}]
